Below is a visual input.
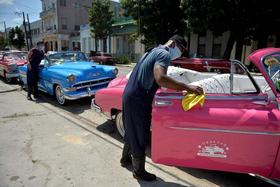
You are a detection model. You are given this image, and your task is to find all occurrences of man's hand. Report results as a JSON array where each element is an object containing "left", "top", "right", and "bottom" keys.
[{"left": 185, "top": 85, "right": 204, "bottom": 95}]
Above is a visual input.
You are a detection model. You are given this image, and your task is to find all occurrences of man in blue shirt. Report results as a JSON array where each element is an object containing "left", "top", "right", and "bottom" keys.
[
  {"left": 26, "top": 41, "right": 45, "bottom": 100},
  {"left": 121, "top": 35, "right": 203, "bottom": 181}
]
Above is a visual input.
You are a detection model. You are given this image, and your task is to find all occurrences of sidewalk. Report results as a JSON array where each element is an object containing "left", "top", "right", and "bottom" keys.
[{"left": 0, "top": 80, "right": 18, "bottom": 93}]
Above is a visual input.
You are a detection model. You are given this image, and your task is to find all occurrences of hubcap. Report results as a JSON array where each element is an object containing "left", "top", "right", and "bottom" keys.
[
  {"left": 55, "top": 86, "right": 65, "bottom": 105},
  {"left": 116, "top": 112, "right": 125, "bottom": 137}
]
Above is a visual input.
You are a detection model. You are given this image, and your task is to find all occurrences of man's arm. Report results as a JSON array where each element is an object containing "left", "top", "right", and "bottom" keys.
[{"left": 154, "top": 64, "right": 203, "bottom": 94}]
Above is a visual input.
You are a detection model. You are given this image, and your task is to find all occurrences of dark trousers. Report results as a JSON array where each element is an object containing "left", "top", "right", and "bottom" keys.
[
  {"left": 123, "top": 96, "right": 152, "bottom": 158},
  {"left": 27, "top": 70, "right": 39, "bottom": 96}
]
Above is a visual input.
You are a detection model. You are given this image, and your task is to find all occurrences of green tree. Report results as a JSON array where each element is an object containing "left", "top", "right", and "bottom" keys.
[
  {"left": 184, "top": 0, "right": 280, "bottom": 60},
  {"left": 121, "top": 0, "right": 187, "bottom": 48},
  {"left": 0, "top": 35, "right": 7, "bottom": 50},
  {"left": 184, "top": 0, "right": 253, "bottom": 60},
  {"left": 8, "top": 26, "right": 25, "bottom": 50},
  {"left": 89, "top": 0, "right": 114, "bottom": 52}
]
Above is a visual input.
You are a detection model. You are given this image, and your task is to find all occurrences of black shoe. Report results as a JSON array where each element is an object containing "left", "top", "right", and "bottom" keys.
[
  {"left": 33, "top": 95, "right": 41, "bottom": 99},
  {"left": 27, "top": 95, "right": 33, "bottom": 100},
  {"left": 120, "top": 143, "right": 132, "bottom": 167},
  {"left": 132, "top": 156, "right": 156, "bottom": 181}
]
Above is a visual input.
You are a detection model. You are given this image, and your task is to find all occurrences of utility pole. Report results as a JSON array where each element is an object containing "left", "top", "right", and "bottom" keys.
[
  {"left": 3, "top": 21, "right": 9, "bottom": 47},
  {"left": 27, "top": 14, "right": 33, "bottom": 47},
  {"left": 22, "top": 12, "right": 29, "bottom": 50}
]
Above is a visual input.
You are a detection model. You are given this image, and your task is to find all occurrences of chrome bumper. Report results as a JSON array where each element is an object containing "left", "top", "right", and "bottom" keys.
[
  {"left": 63, "top": 87, "right": 96, "bottom": 100},
  {"left": 91, "top": 99, "right": 101, "bottom": 113},
  {"left": 6, "top": 72, "right": 19, "bottom": 78}
]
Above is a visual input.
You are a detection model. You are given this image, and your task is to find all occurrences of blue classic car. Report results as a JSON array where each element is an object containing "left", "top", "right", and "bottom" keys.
[{"left": 18, "top": 51, "right": 118, "bottom": 105}]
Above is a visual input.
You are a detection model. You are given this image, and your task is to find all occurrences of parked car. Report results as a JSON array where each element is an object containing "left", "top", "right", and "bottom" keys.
[
  {"left": 92, "top": 48, "right": 280, "bottom": 182},
  {"left": 19, "top": 51, "right": 118, "bottom": 105},
  {"left": 89, "top": 51, "right": 115, "bottom": 65},
  {"left": 0, "top": 51, "right": 28, "bottom": 82},
  {"left": 172, "top": 57, "right": 231, "bottom": 73}
]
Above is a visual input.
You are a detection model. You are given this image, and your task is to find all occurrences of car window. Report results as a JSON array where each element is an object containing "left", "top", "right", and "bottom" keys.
[
  {"left": 263, "top": 54, "right": 280, "bottom": 92},
  {"left": 4, "top": 53, "right": 21, "bottom": 61},
  {"left": 48, "top": 52, "right": 87, "bottom": 64},
  {"left": 231, "top": 62, "right": 258, "bottom": 94}
]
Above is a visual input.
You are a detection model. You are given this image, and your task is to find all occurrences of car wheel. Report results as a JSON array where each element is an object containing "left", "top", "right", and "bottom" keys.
[
  {"left": 115, "top": 111, "right": 125, "bottom": 138},
  {"left": 55, "top": 85, "right": 67, "bottom": 105},
  {"left": 212, "top": 68, "right": 222, "bottom": 74},
  {"left": 4, "top": 71, "right": 12, "bottom": 83}
]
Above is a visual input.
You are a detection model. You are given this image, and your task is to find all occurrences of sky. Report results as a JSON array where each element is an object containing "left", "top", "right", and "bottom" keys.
[
  {"left": 0, "top": 0, "right": 42, "bottom": 31},
  {"left": 0, "top": 0, "right": 119, "bottom": 32}
]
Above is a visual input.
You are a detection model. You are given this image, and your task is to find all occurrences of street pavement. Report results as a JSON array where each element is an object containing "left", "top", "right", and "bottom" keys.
[{"left": 0, "top": 67, "right": 277, "bottom": 187}]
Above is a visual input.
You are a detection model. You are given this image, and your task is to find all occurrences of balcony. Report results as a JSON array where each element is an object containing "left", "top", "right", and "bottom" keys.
[{"left": 40, "top": 8, "right": 56, "bottom": 18}]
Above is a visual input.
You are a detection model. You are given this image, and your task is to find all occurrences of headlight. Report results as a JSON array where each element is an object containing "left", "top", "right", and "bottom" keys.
[
  {"left": 112, "top": 68, "right": 118, "bottom": 75},
  {"left": 7, "top": 63, "right": 17, "bottom": 72},
  {"left": 67, "top": 74, "right": 76, "bottom": 82}
]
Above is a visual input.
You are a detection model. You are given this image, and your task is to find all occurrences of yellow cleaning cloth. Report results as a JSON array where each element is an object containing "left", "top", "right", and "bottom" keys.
[{"left": 182, "top": 93, "right": 206, "bottom": 111}]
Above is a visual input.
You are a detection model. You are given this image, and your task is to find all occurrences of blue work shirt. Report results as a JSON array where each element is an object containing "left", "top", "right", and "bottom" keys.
[{"left": 137, "top": 45, "right": 171, "bottom": 90}]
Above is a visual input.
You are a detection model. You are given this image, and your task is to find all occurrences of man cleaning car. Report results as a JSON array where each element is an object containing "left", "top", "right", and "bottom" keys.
[{"left": 121, "top": 35, "right": 203, "bottom": 181}]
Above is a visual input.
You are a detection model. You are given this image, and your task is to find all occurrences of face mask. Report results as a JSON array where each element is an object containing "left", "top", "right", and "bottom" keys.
[
  {"left": 38, "top": 44, "right": 45, "bottom": 51},
  {"left": 169, "top": 46, "right": 182, "bottom": 60}
]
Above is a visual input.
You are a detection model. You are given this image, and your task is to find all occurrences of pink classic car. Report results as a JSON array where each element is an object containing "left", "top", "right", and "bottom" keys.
[
  {"left": 92, "top": 48, "right": 280, "bottom": 182},
  {"left": 0, "top": 51, "right": 28, "bottom": 82}
]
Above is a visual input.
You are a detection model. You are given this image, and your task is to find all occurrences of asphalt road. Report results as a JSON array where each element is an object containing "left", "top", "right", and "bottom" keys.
[{"left": 0, "top": 65, "right": 278, "bottom": 187}]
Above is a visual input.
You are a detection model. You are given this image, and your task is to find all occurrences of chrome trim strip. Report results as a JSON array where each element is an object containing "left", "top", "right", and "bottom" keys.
[
  {"left": 155, "top": 94, "right": 267, "bottom": 101},
  {"left": 71, "top": 80, "right": 110, "bottom": 89},
  {"left": 72, "top": 77, "right": 113, "bottom": 86},
  {"left": 169, "top": 126, "right": 280, "bottom": 136}
]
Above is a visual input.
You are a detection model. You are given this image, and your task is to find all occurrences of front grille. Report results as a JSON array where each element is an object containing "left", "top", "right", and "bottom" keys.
[{"left": 73, "top": 77, "right": 114, "bottom": 89}]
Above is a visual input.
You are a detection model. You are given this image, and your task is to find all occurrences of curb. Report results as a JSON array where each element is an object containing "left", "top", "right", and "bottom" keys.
[
  {"left": 115, "top": 63, "right": 136, "bottom": 68},
  {"left": 0, "top": 81, "right": 19, "bottom": 93}
]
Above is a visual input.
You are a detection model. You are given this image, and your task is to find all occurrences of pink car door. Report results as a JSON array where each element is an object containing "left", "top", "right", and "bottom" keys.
[{"left": 151, "top": 61, "right": 280, "bottom": 177}]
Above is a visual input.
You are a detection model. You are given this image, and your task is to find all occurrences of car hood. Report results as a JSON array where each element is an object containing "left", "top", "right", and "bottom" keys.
[
  {"left": 47, "top": 61, "right": 116, "bottom": 81},
  {"left": 16, "top": 59, "right": 27, "bottom": 66},
  {"left": 108, "top": 75, "right": 128, "bottom": 88}
]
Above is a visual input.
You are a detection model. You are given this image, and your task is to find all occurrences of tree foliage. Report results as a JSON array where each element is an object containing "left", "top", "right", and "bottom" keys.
[
  {"left": 183, "top": 0, "right": 280, "bottom": 59},
  {"left": 89, "top": 0, "right": 114, "bottom": 51},
  {"left": 0, "top": 35, "right": 7, "bottom": 50},
  {"left": 8, "top": 26, "right": 25, "bottom": 50},
  {"left": 121, "top": 0, "right": 186, "bottom": 48}
]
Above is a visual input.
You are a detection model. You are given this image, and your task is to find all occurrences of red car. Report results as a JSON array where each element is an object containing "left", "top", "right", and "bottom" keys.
[
  {"left": 92, "top": 48, "right": 280, "bottom": 182},
  {"left": 89, "top": 51, "right": 115, "bottom": 65},
  {"left": 0, "top": 51, "right": 28, "bottom": 83},
  {"left": 172, "top": 57, "right": 231, "bottom": 73}
]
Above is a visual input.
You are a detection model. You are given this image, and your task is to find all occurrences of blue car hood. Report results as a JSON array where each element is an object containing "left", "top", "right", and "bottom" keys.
[{"left": 49, "top": 61, "right": 115, "bottom": 80}]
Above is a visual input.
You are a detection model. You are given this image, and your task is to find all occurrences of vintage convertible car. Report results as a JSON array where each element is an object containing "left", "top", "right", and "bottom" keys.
[
  {"left": 19, "top": 51, "right": 118, "bottom": 105},
  {"left": 92, "top": 48, "right": 280, "bottom": 182},
  {"left": 0, "top": 51, "right": 28, "bottom": 82}
]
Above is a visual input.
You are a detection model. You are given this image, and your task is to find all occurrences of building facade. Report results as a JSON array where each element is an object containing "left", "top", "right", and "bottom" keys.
[
  {"left": 40, "top": 0, "right": 91, "bottom": 51},
  {"left": 80, "top": 1, "right": 145, "bottom": 61}
]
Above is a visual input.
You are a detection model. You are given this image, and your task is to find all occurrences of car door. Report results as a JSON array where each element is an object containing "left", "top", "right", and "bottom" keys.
[
  {"left": 0, "top": 55, "right": 5, "bottom": 76},
  {"left": 38, "top": 58, "right": 51, "bottom": 92},
  {"left": 151, "top": 61, "right": 280, "bottom": 177}
]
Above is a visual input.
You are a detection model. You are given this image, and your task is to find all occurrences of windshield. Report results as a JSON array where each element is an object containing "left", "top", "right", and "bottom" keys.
[
  {"left": 5, "top": 52, "right": 27, "bottom": 60},
  {"left": 48, "top": 52, "right": 88, "bottom": 64},
  {"left": 263, "top": 54, "right": 280, "bottom": 92}
]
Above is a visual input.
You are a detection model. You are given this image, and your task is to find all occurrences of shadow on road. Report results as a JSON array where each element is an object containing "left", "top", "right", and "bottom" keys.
[{"left": 95, "top": 119, "right": 276, "bottom": 187}]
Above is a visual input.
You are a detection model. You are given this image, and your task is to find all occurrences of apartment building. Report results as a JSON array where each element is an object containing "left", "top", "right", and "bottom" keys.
[
  {"left": 40, "top": 0, "right": 91, "bottom": 51},
  {"left": 80, "top": 1, "right": 145, "bottom": 61}
]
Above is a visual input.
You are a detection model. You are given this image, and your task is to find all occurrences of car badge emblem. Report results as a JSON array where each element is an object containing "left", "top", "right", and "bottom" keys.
[
  {"left": 197, "top": 140, "right": 229, "bottom": 158},
  {"left": 89, "top": 72, "right": 101, "bottom": 77}
]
